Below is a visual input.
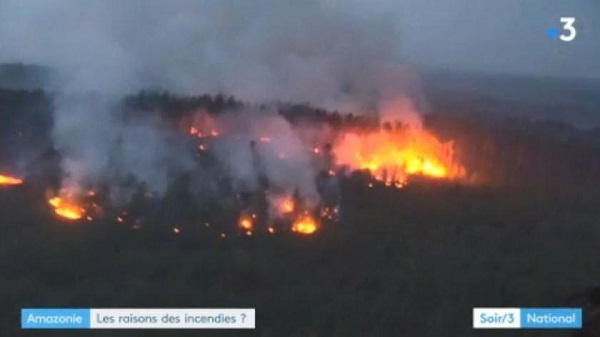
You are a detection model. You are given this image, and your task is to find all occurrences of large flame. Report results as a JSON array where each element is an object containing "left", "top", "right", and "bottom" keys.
[
  {"left": 292, "top": 214, "right": 318, "bottom": 235},
  {"left": 0, "top": 174, "right": 23, "bottom": 186},
  {"left": 333, "top": 128, "right": 464, "bottom": 186},
  {"left": 48, "top": 197, "right": 85, "bottom": 221}
]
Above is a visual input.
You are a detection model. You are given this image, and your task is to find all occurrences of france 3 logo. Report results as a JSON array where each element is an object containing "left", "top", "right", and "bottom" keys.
[{"left": 549, "top": 17, "right": 577, "bottom": 42}]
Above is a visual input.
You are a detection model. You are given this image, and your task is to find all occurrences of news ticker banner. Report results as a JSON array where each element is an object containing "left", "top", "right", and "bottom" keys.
[
  {"left": 22, "top": 307, "right": 582, "bottom": 330},
  {"left": 473, "top": 308, "right": 582, "bottom": 329},
  {"left": 22, "top": 308, "right": 255, "bottom": 329}
]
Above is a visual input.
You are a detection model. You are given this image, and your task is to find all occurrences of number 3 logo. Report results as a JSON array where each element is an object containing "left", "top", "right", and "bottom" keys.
[{"left": 560, "top": 17, "right": 576, "bottom": 42}]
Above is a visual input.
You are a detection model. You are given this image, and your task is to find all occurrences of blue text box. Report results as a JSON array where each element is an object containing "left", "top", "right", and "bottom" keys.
[
  {"left": 21, "top": 309, "right": 91, "bottom": 329},
  {"left": 520, "top": 308, "right": 582, "bottom": 329}
]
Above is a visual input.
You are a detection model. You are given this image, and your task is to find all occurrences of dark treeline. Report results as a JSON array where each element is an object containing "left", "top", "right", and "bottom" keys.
[
  {"left": 423, "top": 92, "right": 600, "bottom": 195},
  {"left": 124, "top": 90, "right": 377, "bottom": 131},
  {"left": 0, "top": 63, "right": 56, "bottom": 90},
  {"left": 0, "top": 89, "right": 54, "bottom": 177}
]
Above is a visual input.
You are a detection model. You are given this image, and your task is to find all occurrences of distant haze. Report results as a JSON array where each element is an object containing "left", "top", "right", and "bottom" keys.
[
  {"left": 1, "top": 0, "right": 598, "bottom": 103},
  {"left": 393, "top": 0, "right": 600, "bottom": 80}
]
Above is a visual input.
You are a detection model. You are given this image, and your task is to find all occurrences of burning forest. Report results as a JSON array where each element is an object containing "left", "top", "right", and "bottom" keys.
[
  {"left": 0, "top": 0, "right": 474, "bottom": 239},
  {"left": 2, "top": 96, "right": 468, "bottom": 238}
]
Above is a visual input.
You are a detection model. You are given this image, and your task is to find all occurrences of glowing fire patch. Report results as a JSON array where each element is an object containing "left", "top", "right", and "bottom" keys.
[
  {"left": 279, "top": 198, "right": 294, "bottom": 214},
  {"left": 239, "top": 215, "right": 254, "bottom": 231},
  {"left": 48, "top": 197, "right": 85, "bottom": 221},
  {"left": 334, "top": 128, "right": 464, "bottom": 186},
  {"left": 0, "top": 174, "right": 23, "bottom": 186},
  {"left": 292, "top": 214, "right": 318, "bottom": 235}
]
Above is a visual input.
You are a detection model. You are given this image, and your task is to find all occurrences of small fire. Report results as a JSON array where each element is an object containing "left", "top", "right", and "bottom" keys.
[
  {"left": 0, "top": 174, "right": 23, "bottom": 186},
  {"left": 292, "top": 214, "right": 318, "bottom": 235},
  {"left": 48, "top": 197, "right": 85, "bottom": 221},
  {"left": 183, "top": 110, "right": 219, "bottom": 139},
  {"left": 278, "top": 198, "right": 295, "bottom": 214},
  {"left": 239, "top": 215, "right": 254, "bottom": 231},
  {"left": 268, "top": 194, "right": 295, "bottom": 219}
]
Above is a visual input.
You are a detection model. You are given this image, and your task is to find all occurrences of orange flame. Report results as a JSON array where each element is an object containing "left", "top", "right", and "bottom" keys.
[
  {"left": 292, "top": 214, "right": 318, "bottom": 235},
  {"left": 268, "top": 195, "right": 295, "bottom": 219},
  {"left": 334, "top": 128, "right": 464, "bottom": 186},
  {"left": 183, "top": 110, "right": 219, "bottom": 139},
  {"left": 239, "top": 215, "right": 254, "bottom": 231},
  {"left": 48, "top": 197, "right": 85, "bottom": 221},
  {"left": 278, "top": 198, "right": 294, "bottom": 214},
  {"left": 0, "top": 174, "right": 23, "bottom": 186}
]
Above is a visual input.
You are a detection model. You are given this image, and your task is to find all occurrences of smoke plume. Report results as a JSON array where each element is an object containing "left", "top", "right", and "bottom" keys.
[{"left": 0, "top": 0, "right": 422, "bottom": 210}]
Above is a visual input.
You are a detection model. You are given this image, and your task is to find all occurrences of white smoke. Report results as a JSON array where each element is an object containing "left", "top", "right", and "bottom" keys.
[
  {"left": 0, "top": 0, "right": 422, "bottom": 204},
  {"left": 53, "top": 94, "right": 196, "bottom": 199},
  {"left": 207, "top": 109, "right": 320, "bottom": 210},
  {"left": 0, "top": 0, "right": 415, "bottom": 107}
]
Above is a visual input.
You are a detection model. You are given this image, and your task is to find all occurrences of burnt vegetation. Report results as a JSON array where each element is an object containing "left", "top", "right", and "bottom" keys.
[{"left": 1, "top": 78, "right": 600, "bottom": 336}]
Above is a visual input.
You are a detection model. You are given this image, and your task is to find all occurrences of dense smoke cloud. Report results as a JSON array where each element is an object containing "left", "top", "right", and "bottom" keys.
[
  {"left": 53, "top": 94, "right": 196, "bottom": 198},
  {"left": 0, "top": 0, "right": 414, "bottom": 110},
  {"left": 212, "top": 109, "right": 322, "bottom": 207},
  {"left": 0, "top": 0, "right": 421, "bottom": 210}
]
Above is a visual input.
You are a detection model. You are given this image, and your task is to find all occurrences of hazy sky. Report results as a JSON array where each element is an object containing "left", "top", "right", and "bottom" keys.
[
  {"left": 393, "top": 0, "right": 600, "bottom": 79},
  {"left": 0, "top": 0, "right": 598, "bottom": 102}
]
